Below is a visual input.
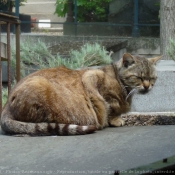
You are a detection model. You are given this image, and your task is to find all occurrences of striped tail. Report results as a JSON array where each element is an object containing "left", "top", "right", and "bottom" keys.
[{"left": 0, "top": 110, "right": 97, "bottom": 136}]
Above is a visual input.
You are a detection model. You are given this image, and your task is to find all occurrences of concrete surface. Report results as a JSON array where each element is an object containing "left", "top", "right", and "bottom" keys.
[{"left": 0, "top": 126, "right": 175, "bottom": 175}]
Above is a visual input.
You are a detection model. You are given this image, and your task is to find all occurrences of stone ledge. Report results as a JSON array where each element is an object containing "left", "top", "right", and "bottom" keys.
[{"left": 122, "top": 112, "right": 175, "bottom": 126}]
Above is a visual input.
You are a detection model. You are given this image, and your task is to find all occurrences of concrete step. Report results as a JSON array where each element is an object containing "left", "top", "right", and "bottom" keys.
[{"left": 130, "top": 60, "right": 175, "bottom": 112}]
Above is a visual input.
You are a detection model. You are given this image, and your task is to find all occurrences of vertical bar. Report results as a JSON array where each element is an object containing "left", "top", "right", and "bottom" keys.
[
  {"left": 74, "top": 0, "right": 77, "bottom": 23},
  {"left": 132, "top": 0, "right": 140, "bottom": 37},
  {"left": 16, "top": 23, "right": 20, "bottom": 82},
  {"left": 66, "top": 0, "right": 74, "bottom": 22},
  {"left": 74, "top": 0, "right": 77, "bottom": 35},
  {"left": 0, "top": 24, "right": 2, "bottom": 113},
  {"left": 15, "top": 0, "right": 20, "bottom": 17},
  {"left": 14, "top": 0, "right": 20, "bottom": 34},
  {"left": 7, "top": 22, "right": 11, "bottom": 95}
]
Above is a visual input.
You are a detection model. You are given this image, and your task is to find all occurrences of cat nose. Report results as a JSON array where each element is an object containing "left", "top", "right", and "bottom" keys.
[
  {"left": 143, "top": 80, "right": 150, "bottom": 90},
  {"left": 144, "top": 85, "right": 149, "bottom": 90}
]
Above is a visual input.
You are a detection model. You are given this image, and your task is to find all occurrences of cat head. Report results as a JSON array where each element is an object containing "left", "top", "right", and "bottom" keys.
[{"left": 117, "top": 53, "right": 161, "bottom": 94}]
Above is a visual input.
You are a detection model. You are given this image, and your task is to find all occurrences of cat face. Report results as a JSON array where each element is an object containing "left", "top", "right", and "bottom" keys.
[{"left": 118, "top": 53, "right": 161, "bottom": 93}]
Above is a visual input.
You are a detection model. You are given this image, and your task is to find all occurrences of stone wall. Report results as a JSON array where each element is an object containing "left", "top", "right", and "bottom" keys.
[{"left": 1, "top": 34, "right": 160, "bottom": 57}]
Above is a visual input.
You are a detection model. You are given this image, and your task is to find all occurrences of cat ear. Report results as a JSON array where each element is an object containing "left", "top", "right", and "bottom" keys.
[
  {"left": 148, "top": 55, "right": 162, "bottom": 65},
  {"left": 122, "top": 53, "right": 135, "bottom": 68}
]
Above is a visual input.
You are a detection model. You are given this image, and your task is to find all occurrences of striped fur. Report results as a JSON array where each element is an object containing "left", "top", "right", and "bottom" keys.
[
  {"left": 1, "top": 108, "right": 96, "bottom": 136},
  {"left": 0, "top": 53, "right": 161, "bottom": 136}
]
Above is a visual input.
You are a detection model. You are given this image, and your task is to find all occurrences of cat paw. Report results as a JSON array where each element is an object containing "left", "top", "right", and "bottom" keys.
[{"left": 109, "top": 117, "right": 125, "bottom": 127}]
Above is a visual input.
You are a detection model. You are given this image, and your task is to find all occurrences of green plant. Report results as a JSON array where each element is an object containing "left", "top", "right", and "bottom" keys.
[
  {"left": 12, "top": 39, "right": 57, "bottom": 77},
  {"left": 55, "top": 0, "right": 68, "bottom": 17},
  {"left": 55, "top": 0, "right": 113, "bottom": 22},
  {"left": 69, "top": 43, "right": 112, "bottom": 69},
  {"left": 0, "top": 0, "right": 11, "bottom": 10},
  {"left": 2, "top": 82, "right": 16, "bottom": 106},
  {"left": 0, "top": 0, "right": 27, "bottom": 12},
  {"left": 167, "top": 38, "right": 175, "bottom": 61},
  {"left": 9, "top": 0, "right": 27, "bottom": 7},
  {"left": 44, "top": 29, "right": 49, "bottom": 33},
  {"left": 2, "top": 87, "right": 8, "bottom": 106},
  {"left": 0, "top": 0, "right": 27, "bottom": 7},
  {"left": 11, "top": 39, "right": 112, "bottom": 77}
]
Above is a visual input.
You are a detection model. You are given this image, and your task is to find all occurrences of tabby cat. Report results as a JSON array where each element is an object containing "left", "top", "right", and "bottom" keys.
[{"left": 0, "top": 53, "right": 161, "bottom": 136}]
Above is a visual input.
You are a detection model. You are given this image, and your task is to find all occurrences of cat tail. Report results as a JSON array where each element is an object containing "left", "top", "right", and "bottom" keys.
[{"left": 0, "top": 109, "right": 97, "bottom": 136}]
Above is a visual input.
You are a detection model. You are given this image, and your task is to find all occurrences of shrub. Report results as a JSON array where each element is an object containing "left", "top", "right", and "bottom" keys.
[
  {"left": 167, "top": 38, "right": 175, "bottom": 61},
  {"left": 2, "top": 87, "right": 8, "bottom": 107},
  {"left": 11, "top": 39, "right": 112, "bottom": 76}
]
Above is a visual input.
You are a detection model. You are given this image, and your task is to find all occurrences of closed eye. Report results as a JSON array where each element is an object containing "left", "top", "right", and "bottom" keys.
[
  {"left": 136, "top": 76, "right": 156, "bottom": 82},
  {"left": 135, "top": 76, "right": 143, "bottom": 81},
  {"left": 149, "top": 77, "right": 157, "bottom": 82}
]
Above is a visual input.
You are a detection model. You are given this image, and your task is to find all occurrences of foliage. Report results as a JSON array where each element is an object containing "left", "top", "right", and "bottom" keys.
[
  {"left": 167, "top": 38, "right": 175, "bottom": 61},
  {"left": 0, "top": 0, "right": 8, "bottom": 4},
  {"left": 0, "top": 0, "right": 27, "bottom": 6},
  {"left": 69, "top": 43, "right": 112, "bottom": 68},
  {"left": 2, "top": 87, "right": 8, "bottom": 107},
  {"left": 11, "top": 0, "right": 27, "bottom": 7},
  {"left": 55, "top": 0, "right": 113, "bottom": 22},
  {"left": 55, "top": 0, "right": 68, "bottom": 17},
  {"left": 0, "top": 0, "right": 27, "bottom": 12},
  {"left": 0, "top": 0, "right": 10, "bottom": 10},
  {"left": 11, "top": 39, "right": 58, "bottom": 77},
  {"left": 11, "top": 39, "right": 112, "bottom": 77}
]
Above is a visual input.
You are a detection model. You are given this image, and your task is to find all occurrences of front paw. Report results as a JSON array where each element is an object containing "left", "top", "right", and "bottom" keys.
[{"left": 109, "top": 117, "right": 125, "bottom": 127}]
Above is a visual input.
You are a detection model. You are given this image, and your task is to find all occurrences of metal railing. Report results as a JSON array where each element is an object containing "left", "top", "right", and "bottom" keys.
[
  {"left": 13, "top": 0, "right": 160, "bottom": 37},
  {"left": 0, "top": 12, "right": 20, "bottom": 113}
]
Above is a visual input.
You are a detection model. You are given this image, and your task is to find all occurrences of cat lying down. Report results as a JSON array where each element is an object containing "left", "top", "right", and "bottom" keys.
[{"left": 0, "top": 53, "right": 161, "bottom": 136}]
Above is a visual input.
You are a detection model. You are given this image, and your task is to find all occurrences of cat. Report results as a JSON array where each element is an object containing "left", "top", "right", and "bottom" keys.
[{"left": 0, "top": 53, "right": 161, "bottom": 136}]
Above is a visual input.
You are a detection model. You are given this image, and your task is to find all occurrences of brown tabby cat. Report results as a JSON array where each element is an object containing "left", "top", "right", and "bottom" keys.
[{"left": 0, "top": 53, "right": 161, "bottom": 136}]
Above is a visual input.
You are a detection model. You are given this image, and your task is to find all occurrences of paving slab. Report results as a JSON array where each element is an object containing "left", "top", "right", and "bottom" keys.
[{"left": 0, "top": 126, "right": 175, "bottom": 175}]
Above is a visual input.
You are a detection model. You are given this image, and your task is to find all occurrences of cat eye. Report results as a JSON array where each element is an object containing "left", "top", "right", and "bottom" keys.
[
  {"left": 150, "top": 77, "right": 157, "bottom": 81},
  {"left": 136, "top": 76, "right": 156, "bottom": 82},
  {"left": 135, "top": 76, "right": 143, "bottom": 81}
]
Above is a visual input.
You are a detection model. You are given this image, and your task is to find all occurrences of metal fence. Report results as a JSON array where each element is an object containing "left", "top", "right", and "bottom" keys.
[{"left": 11, "top": 0, "right": 160, "bottom": 37}]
